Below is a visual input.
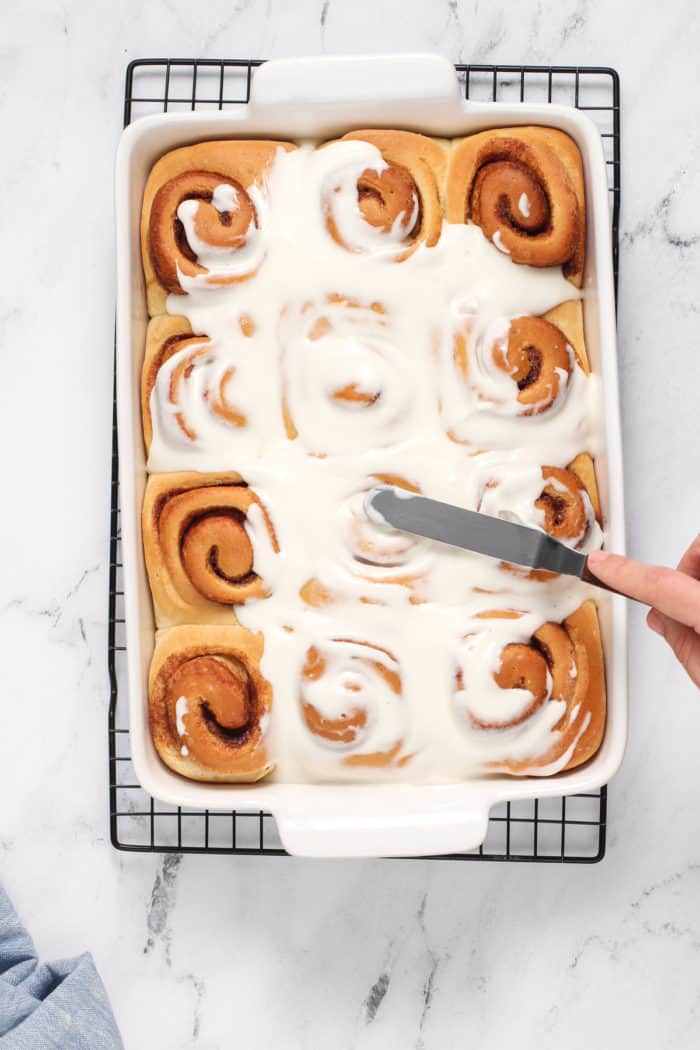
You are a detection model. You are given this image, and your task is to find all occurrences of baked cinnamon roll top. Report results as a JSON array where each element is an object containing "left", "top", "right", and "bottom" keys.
[
  {"left": 446, "top": 126, "right": 585, "bottom": 285},
  {"left": 141, "top": 139, "right": 296, "bottom": 312},
  {"left": 149, "top": 625, "right": 272, "bottom": 781},
  {"left": 321, "top": 130, "right": 447, "bottom": 259}
]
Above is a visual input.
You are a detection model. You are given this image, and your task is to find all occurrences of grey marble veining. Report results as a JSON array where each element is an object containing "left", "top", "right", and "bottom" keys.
[{"left": 1, "top": 0, "right": 700, "bottom": 1046}]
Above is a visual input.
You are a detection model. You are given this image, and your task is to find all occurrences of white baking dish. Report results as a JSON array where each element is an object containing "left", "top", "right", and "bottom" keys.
[{"left": 115, "top": 53, "right": 627, "bottom": 858}]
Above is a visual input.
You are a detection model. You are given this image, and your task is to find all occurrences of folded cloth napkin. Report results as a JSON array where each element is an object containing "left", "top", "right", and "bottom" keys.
[{"left": 0, "top": 886, "right": 123, "bottom": 1049}]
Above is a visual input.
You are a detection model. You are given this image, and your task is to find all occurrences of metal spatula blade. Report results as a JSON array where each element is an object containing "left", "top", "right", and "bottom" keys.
[{"left": 365, "top": 486, "right": 614, "bottom": 592}]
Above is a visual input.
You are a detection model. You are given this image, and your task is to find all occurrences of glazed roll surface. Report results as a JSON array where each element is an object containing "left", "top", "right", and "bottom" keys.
[
  {"left": 280, "top": 294, "right": 416, "bottom": 455},
  {"left": 141, "top": 313, "right": 265, "bottom": 468},
  {"left": 137, "top": 127, "right": 608, "bottom": 786},
  {"left": 297, "top": 636, "right": 413, "bottom": 776},
  {"left": 454, "top": 600, "right": 605, "bottom": 775},
  {"left": 299, "top": 472, "right": 433, "bottom": 608},
  {"left": 440, "top": 299, "right": 595, "bottom": 454},
  {"left": 141, "top": 139, "right": 296, "bottom": 314},
  {"left": 321, "top": 129, "right": 447, "bottom": 259}
]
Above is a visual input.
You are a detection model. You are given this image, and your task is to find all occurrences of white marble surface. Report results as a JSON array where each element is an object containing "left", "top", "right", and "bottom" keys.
[{"left": 2, "top": 0, "right": 700, "bottom": 1046}]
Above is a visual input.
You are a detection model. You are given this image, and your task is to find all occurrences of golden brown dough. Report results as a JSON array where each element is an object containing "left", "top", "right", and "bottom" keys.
[
  {"left": 142, "top": 472, "right": 279, "bottom": 627},
  {"left": 141, "top": 139, "right": 296, "bottom": 315},
  {"left": 149, "top": 624, "right": 273, "bottom": 782},
  {"left": 543, "top": 300, "right": 589, "bottom": 373},
  {"left": 446, "top": 126, "right": 585, "bottom": 285}
]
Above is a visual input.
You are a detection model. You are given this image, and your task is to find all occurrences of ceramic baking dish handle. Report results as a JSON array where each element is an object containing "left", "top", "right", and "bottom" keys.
[
  {"left": 275, "top": 803, "right": 490, "bottom": 859},
  {"left": 250, "top": 53, "right": 461, "bottom": 110}
]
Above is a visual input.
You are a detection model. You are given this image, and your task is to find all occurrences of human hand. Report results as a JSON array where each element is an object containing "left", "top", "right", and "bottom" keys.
[{"left": 587, "top": 537, "right": 700, "bottom": 687}]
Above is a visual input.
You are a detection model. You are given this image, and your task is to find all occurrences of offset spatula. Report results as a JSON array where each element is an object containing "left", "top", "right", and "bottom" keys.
[{"left": 366, "top": 486, "right": 622, "bottom": 596}]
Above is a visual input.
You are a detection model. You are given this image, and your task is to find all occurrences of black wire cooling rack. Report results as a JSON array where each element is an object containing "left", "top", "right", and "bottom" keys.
[{"left": 109, "top": 59, "right": 620, "bottom": 862}]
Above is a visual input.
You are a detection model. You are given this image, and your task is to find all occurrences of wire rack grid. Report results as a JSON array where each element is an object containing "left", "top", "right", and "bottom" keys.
[{"left": 109, "top": 59, "right": 620, "bottom": 862}]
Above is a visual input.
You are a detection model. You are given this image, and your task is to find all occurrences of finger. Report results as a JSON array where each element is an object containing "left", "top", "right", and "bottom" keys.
[
  {"left": 647, "top": 608, "right": 700, "bottom": 688},
  {"left": 587, "top": 550, "right": 700, "bottom": 629},
  {"left": 676, "top": 533, "right": 700, "bottom": 579}
]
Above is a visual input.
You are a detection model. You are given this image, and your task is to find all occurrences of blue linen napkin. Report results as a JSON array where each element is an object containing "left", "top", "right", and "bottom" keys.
[{"left": 0, "top": 887, "right": 123, "bottom": 1048}]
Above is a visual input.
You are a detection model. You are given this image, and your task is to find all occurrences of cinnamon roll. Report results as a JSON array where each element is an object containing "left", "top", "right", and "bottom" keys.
[
  {"left": 320, "top": 130, "right": 446, "bottom": 260},
  {"left": 454, "top": 600, "right": 605, "bottom": 774},
  {"left": 298, "top": 637, "right": 411, "bottom": 774},
  {"left": 141, "top": 312, "right": 262, "bottom": 468},
  {"left": 142, "top": 472, "right": 279, "bottom": 627},
  {"left": 149, "top": 624, "right": 272, "bottom": 782},
  {"left": 300, "top": 473, "right": 432, "bottom": 607},
  {"left": 476, "top": 452, "right": 602, "bottom": 556},
  {"left": 442, "top": 300, "right": 591, "bottom": 446},
  {"left": 281, "top": 295, "right": 414, "bottom": 454},
  {"left": 446, "top": 127, "right": 585, "bottom": 285},
  {"left": 142, "top": 139, "right": 295, "bottom": 314}
]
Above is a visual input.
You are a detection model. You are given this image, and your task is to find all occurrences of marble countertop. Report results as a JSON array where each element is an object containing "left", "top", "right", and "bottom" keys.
[{"left": 2, "top": 0, "right": 700, "bottom": 1046}]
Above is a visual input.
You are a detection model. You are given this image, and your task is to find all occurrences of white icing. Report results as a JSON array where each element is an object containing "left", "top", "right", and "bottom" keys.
[
  {"left": 147, "top": 330, "right": 271, "bottom": 469},
  {"left": 476, "top": 458, "right": 549, "bottom": 532},
  {"left": 181, "top": 744, "right": 189, "bottom": 757},
  {"left": 175, "top": 183, "right": 266, "bottom": 284},
  {"left": 518, "top": 192, "right": 531, "bottom": 219},
  {"left": 453, "top": 611, "right": 566, "bottom": 748},
  {"left": 243, "top": 501, "right": 282, "bottom": 593},
  {"left": 439, "top": 309, "right": 599, "bottom": 446},
  {"left": 175, "top": 696, "right": 188, "bottom": 738},
  {"left": 337, "top": 487, "right": 433, "bottom": 585},
  {"left": 280, "top": 298, "right": 414, "bottom": 454},
  {"left": 320, "top": 140, "right": 419, "bottom": 258},
  {"left": 211, "top": 184, "right": 239, "bottom": 213},
  {"left": 492, "top": 230, "right": 511, "bottom": 254},
  {"left": 149, "top": 141, "right": 604, "bottom": 782},
  {"left": 297, "top": 638, "right": 406, "bottom": 779},
  {"left": 527, "top": 712, "right": 591, "bottom": 775},
  {"left": 472, "top": 454, "right": 603, "bottom": 554}
]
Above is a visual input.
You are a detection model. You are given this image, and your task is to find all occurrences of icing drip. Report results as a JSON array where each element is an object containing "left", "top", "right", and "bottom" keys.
[{"left": 175, "top": 696, "right": 188, "bottom": 737}]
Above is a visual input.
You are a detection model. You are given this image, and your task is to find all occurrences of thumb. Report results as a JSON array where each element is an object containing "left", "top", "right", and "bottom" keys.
[{"left": 648, "top": 609, "right": 700, "bottom": 687}]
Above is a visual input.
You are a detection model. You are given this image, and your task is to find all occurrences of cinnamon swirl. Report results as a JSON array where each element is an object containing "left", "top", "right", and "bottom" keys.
[
  {"left": 149, "top": 624, "right": 272, "bottom": 781},
  {"left": 454, "top": 600, "right": 605, "bottom": 774},
  {"left": 476, "top": 452, "right": 602, "bottom": 556},
  {"left": 142, "top": 139, "right": 295, "bottom": 314},
  {"left": 297, "top": 636, "right": 412, "bottom": 775},
  {"left": 320, "top": 130, "right": 446, "bottom": 259},
  {"left": 441, "top": 300, "right": 594, "bottom": 450},
  {"left": 142, "top": 472, "right": 279, "bottom": 627},
  {"left": 141, "top": 312, "right": 264, "bottom": 468},
  {"left": 446, "top": 127, "right": 585, "bottom": 285}
]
